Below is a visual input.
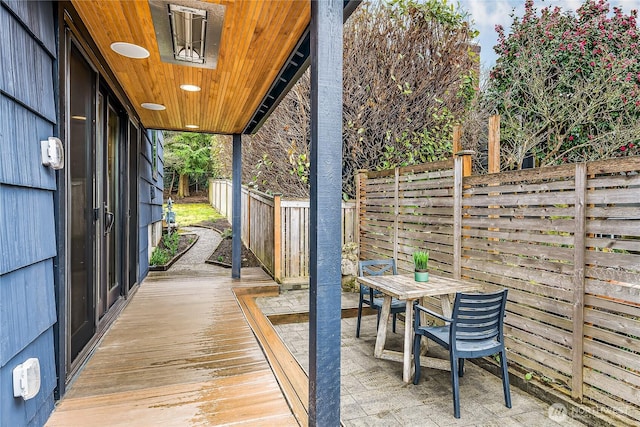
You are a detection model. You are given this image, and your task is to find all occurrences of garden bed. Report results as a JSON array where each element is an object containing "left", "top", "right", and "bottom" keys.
[
  {"left": 148, "top": 233, "right": 198, "bottom": 271},
  {"left": 196, "top": 218, "right": 262, "bottom": 268}
]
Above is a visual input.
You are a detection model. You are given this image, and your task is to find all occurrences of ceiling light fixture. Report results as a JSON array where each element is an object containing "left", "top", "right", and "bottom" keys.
[
  {"left": 149, "top": 0, "right": 225, "bottom": 70},
  {"left": 185, "top": 124, "right": 199, "bottom": 129},
  {"left": 180, "top": 84, "right": 201, "bottom": 92},
  {"left": 141, "top": 103, "right": 166, "bottom": 111},
  {"left": 110, "top": 42, "right": 150, "bottom": 59}
]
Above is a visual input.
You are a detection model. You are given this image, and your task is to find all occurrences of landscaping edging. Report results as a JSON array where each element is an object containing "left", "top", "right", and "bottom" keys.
[{"left": 148, "top": 233, "right": 199, "bottom": 271}]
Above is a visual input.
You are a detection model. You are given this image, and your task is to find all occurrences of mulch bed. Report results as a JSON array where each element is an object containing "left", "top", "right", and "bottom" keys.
[{"left": 197, "top": 218, "right": 262, "bottom": 268}]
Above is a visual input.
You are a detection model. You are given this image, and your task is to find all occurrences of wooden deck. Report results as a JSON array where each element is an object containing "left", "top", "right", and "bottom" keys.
[{"left": 46, "top": 268, "right": 302, "bottom": 426}]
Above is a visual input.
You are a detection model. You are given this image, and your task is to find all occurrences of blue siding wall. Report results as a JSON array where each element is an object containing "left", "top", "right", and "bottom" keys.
[
  {"left": 0, "top": 330, "right": 56, "bottom": 427},
  {"left": 0, "top": 1, "right": 58, "bottom": 426},
  {"left": 138, "top": 130, "right": 164, "bottom": 280},
  {"left": 0, "top": 187, "right": 57, "bottom": 274}
]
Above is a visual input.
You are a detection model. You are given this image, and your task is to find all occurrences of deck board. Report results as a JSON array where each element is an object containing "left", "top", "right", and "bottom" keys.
[{"left": 46, "top": 270, "right": 298, "bottom": 426}]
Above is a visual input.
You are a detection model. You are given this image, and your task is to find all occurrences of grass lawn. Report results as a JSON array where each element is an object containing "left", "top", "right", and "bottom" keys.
[{"left": 165, "top": 203, "right": 224, "bottom": 226}]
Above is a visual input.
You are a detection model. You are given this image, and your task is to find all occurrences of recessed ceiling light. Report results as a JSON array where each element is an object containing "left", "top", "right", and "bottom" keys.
[
  {"left": 110, "top": 42, "right": 150, "bottom": 59},
  {"left": 185, "top": 124, "right": 199, "bottom": 129},
  {"left": 141, "top": 103, "right": 166, "bottom": 111},
  {"left": 180, "top": 84, "right": 201, "bottom": 92}
]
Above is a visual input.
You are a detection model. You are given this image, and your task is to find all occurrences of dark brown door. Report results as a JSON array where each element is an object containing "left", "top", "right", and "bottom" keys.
[
  {"left": 97, "top": 95, "right": 123, "bottom": 316},
  {"left": 106, "top": 102, "right": 122, "bottom": 308},
  {"left": 69, "top": 43, "right": 97, "bottom": 360},
  {"left": 128, "top": 121, "right": 139, "bottom": 290}
]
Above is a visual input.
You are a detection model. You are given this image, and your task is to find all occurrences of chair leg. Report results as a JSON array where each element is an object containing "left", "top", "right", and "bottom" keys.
[
  {"left": 413, "top": 334, "right": 421, "bottom": 385},
  {"left": 376, "top": 309, "right": 381, "bottom": 331},
  {"left": 458, "top": 358, "right": 465, "bottom": 377},
  {"left": 500, "top": 349, "right": 512, "bottom": 408},
  {"left": 451, "top": 355, "right": 461, "bottom": 418},
  {"left": 392, "top": 313, "right": 397, "bottom": 333},
  {"left": 356, "top": 300, "right": 363, "bottom": 338}
]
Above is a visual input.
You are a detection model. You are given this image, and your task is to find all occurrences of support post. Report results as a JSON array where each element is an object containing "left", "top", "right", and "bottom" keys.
[
  {"left": 309, "top": 1, "right": 343, "bottom": 424},
  {"left": 232, "top": 133, "right": 242, "bottom": 279}
]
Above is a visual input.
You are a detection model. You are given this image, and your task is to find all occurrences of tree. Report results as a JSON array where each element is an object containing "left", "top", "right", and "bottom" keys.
[
  {"left": 486, "top": 0, "right": 640, "bottom": 169},
  {"left": 242, "top": 0, "right": 479, "bottom": 198},
  {"left": 163, "top": 132, "right": 223, "bottom": 197}
]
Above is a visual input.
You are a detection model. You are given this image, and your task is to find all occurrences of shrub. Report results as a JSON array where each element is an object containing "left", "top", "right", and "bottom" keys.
[
  {"left": 163, "top": 232, "right": 180, "bottom": 256},
  {"left": 150, "top": 247, "right": 170, "bottom": 266}
]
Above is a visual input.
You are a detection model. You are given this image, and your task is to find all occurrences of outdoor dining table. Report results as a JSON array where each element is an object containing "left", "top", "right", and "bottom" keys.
[{"left": 356, "top": 273, "right": 481, "bottom": 383}]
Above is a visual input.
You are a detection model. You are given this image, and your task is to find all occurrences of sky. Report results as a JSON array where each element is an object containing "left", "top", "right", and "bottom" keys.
[{"left": 456, "top": 0, "right": 640, "bottom": 71}]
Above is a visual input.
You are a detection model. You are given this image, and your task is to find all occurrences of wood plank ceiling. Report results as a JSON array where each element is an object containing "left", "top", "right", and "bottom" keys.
[{"left": 71, "top": 0, "right": 310, "bottom": 134}]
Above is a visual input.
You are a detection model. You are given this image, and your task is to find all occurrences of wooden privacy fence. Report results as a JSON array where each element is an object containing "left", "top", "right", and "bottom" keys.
[
  {"left": 209, "top": 179, "right": 356, "bottom": 284},
  {"left": 357, "top": 155, "right": 640, "bottom": 425}
]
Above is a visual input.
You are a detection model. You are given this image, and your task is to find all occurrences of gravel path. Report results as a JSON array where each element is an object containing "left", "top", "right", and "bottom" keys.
[{"left": 165, "top": 226, "right": 223, "bottom": 275}]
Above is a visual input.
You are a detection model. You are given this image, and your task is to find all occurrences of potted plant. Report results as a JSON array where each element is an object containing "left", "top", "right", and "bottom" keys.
[{"left": 413, "top": 250, "right": 429, "bottom": 282}]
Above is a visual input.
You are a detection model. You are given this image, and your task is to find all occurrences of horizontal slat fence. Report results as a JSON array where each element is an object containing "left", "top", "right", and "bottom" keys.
[
  {"left": 357, "top": 156, "right": 640, "bottom": 425},
  {"left": 462, "top": 163, "right": 580, "bottom": 397},
  {"left": 209, "top": 179, "right": 356, "bottom": 283},
  {"left": 357, "top": 160, "right": 456, "bottom": 276}
]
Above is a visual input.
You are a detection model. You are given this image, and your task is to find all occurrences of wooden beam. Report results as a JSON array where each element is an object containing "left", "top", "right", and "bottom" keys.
[
  {"left": 308, "top": 1, "right": 343, "bottom": 425},
  {"left": 232, "top": 134, "right": 242, "bottom": 279}
]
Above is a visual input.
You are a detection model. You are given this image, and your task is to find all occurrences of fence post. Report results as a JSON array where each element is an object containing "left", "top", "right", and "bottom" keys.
[
  {"left": 454, "top": 150, "right": 474, "bottom": 280},
  {"left": 355, "top": 170, "right": 367, "bottom": 251},
  {"left": 488, "top": 114, "right": 500, "bottom": 173},
  {"left": 452, "top": 125, "right": 462, "bottom": 154},
  {"left": 227, "top": 181, "right": 232, "bottom": 222},
  {"left": 394, "top": 167, "right": 399, "bottom": 261},
  {"left": 273, "top": 193, "right": 283, "bottom": 283},
  {"left": 246, "top": 186, "right": 252, "bottom": 250},
  {"left": 571, "top": 163, "right": 587, "bottom": 402}
]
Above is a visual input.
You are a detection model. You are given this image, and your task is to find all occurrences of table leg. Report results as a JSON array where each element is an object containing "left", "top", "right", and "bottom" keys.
[
  {"left": 419, "top": 297, "right": 429, "bottom": 356},
  {"left": 374, "top": 295, "right": 392, "bottom": 358},
  {"left": 403, "top": 299, "right": 414, "bottom": 383}
]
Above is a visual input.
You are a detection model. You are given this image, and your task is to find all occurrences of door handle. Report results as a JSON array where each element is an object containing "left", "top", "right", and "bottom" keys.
[{"left": 105, "top": 209, "right": 115, "bottom": 235}]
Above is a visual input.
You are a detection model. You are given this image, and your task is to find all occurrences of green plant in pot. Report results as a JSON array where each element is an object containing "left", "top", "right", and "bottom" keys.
[{"left": 413, "top": 250, "right": 429, "bottom": 282}]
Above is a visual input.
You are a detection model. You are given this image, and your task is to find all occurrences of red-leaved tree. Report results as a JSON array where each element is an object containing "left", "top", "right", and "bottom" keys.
[{"left": 485, "top": 0, "right": 640, "bottom": 169}]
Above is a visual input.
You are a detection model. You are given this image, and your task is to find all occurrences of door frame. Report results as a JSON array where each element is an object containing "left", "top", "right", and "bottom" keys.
[
  {"left": 65, "top": 33, "right": 100, "bottom": 374},
  {"left": 57, "top": 7, "right": 142, "bottom": 386}
]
